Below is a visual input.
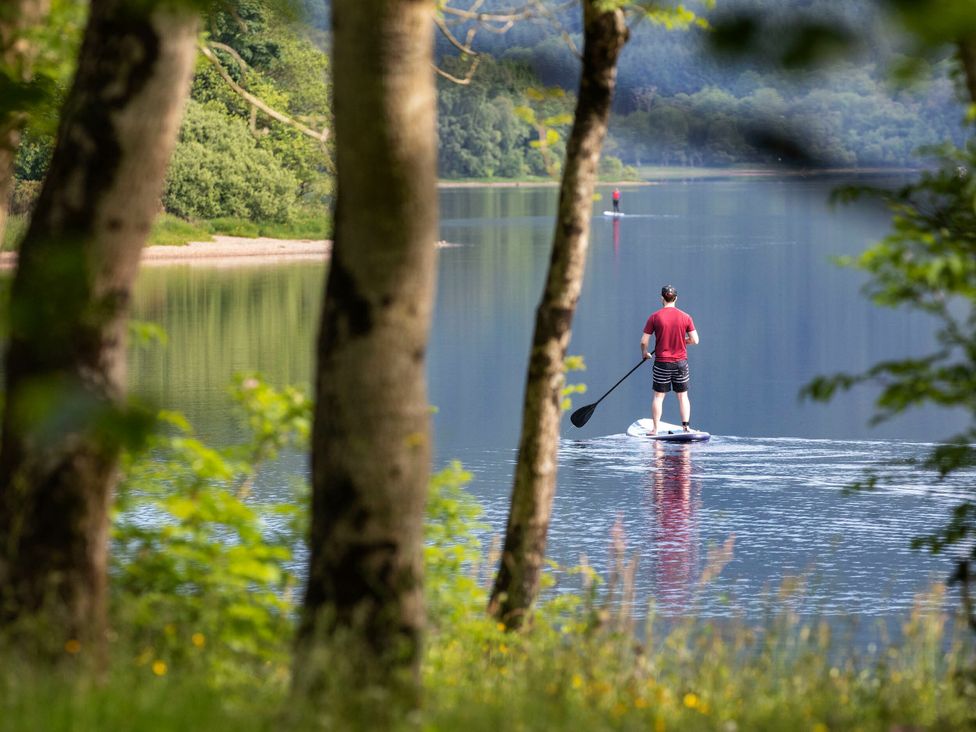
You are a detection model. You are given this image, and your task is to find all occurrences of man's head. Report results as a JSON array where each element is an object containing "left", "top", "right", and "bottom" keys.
[{"left": 661, "top": 284, "right": 677, "bottom": 303}]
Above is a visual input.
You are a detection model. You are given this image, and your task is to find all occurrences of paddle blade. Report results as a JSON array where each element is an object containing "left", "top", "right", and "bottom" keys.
[{"left": 570, "top": 403, "right": 597, "bottom": 428}]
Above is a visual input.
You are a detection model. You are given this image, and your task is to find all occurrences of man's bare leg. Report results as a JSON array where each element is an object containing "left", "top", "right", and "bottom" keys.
[
  {"left": 677, "top": 391, "right": 691, "bottom": 430},
  {"left": 651, "top": 391, "right": 666, "bottom": 434}
]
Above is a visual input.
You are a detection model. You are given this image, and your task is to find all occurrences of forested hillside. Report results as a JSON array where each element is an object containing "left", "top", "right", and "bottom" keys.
[
  {"left": 7, "top": 0, "right": 968, "bottom": 235},
  {"left": 432, "top": 0, "right": 965, "bottom": 170},
  {"left": 10, "top": 0, "right": 332, "bottom": 236}
]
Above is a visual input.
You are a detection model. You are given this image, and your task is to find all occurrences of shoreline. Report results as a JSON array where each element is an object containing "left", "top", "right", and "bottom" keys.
[{"left": 0, "top": 236, "right": 467, "bottom": 269}]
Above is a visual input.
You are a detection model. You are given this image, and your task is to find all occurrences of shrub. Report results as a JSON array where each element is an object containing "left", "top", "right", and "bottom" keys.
[
  {"left": 9, "top": 180, "right": 41, "bottom": 215},
  {"left": 163, "top": 101, "right": 299, "bottom": 222}
]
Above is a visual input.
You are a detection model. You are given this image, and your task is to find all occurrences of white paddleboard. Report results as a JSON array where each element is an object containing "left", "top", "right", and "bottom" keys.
[
  {"left": 602, "top": 210, "right": 624, "bottom": 217},
  {"left": 627, "top": 418, "right": 711, "bottom": 442}
]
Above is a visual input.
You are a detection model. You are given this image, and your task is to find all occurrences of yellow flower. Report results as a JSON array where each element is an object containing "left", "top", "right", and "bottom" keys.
[
  {"left": 152, "top": 660, "right": 168, "bottom": 676},
  {"left": 496, "top": 623, "right": 506, "bottom": 632},
  {"left": 572, "top": 673, "right": 584, "bottom": 689},
  {"left": 635, "top": 697, "right": 649, "bottom": 709},
  {"left": 64, "top": 639, "right": 81, "bottom": 655},
  {"left": 191, "top": 632, "right": 206, "bottom": 648},
  {"left": 683, "top": 692, "right": 700, "bottom": 709},
  {"left": 812, "top": 724, "right": 829, "bottom": 732}
]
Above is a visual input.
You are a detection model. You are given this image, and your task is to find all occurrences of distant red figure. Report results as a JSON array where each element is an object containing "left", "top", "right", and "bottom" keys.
[{"left": 612, "top": 187, "right": 621, "bottom": 213}]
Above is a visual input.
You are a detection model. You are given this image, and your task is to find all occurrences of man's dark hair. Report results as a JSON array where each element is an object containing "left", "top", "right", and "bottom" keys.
[{"left": 661, "top": 284, "right": 677, "bottom": 302}]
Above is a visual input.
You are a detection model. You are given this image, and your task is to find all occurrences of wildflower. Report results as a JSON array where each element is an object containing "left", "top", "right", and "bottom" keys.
[
  {"left": 152, "top": 660, "right": 168, "bottom": 676},
  {"left": 572, "top": 673, "right": 584, "bottom": 689},
  {"left": 496, "top": 622, "right": 506, "bottom": 632},
  {"left": 191, "top": 632, "right": 206, "bottom": 648},
  {"left": 64, "top": 639, "right": 81, "bottom": 655},
  {"left": 683, "top": 692, "right": 700, "bottom": 709},
  {"left": 812, "top": 724, "right": 829, "bottom": 732}
]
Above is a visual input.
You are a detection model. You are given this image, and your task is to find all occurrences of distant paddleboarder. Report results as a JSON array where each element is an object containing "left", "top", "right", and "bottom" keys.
[
  {"left": 612, "top": 187, "right": 621, "bottom": 214},
  {"left": 640, "top": 285, "right": 699, "bottom": 435}
]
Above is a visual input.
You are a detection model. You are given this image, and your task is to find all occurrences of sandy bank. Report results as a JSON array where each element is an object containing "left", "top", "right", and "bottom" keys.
[
  {"left": 0, "top": 235, "right": 465, "bottom": 269},
  {"left": 140, "top": 235, "right": 332, "bottom": 267}
]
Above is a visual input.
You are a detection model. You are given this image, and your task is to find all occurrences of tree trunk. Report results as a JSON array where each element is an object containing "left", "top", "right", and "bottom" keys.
[
  {"left": 295, "top": 0, "right": 437, "bottom": 705},
  {"left": 489, "top": 1, "right": 628, "bottom": 628},
  {"left": 0, "top": 0, "right": 198, "bottom": 659},
  {"left": 960, "top": 37, "right": 976, "bottom": 106},
  {"left": 0, "top": 0, "right": 50, "bottom": 242}
]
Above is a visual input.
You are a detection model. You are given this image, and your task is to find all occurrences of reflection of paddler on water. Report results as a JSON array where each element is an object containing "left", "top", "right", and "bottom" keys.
[{"left": 648, "top": 442, "right": 699, "bottom": 613}]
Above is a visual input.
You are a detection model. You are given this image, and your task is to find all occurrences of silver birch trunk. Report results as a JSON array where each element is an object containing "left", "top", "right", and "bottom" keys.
[
  {"left": 0, "top": 0, "right": 198, "bottom": 660},
  {"left": 296, "top": 0, "right": 438, "bottom": 705},
  {"left": 489, "top": 0, "right": 628, "bottom": 627}
]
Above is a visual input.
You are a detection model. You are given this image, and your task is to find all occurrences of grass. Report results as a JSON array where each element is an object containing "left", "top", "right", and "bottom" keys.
[
  {"left": 2, "top": 213, "right": 27, "bottom": 251},
  {"left": 3, "top": 587, "right": 974, "bottom": 731},
  {"left": 149, "top": 210, "right": 331, "bottom": 246},
  {"left": 1, "top": 212, "right": 332, "bottom": 251}
]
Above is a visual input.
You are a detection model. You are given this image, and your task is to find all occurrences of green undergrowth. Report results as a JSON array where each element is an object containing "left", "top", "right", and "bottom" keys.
[
  {"left": 149, "top": 210, "right": 331, "bottom": 246},
  {"left": 2, "top": 211, "right": 331, "bottom": 251},
  {"left": 2, "top": 213, "right": 27, "bottom": 251},
  {"left": 2, "top": 376, "right": 975, "bottom": 730}
]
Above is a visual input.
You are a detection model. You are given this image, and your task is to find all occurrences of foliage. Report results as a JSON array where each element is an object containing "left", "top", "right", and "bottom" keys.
[
  {"left": 437, "top": 57, "right": 556, "bottom": 179},
  {"left": 163, "top": 100, "right": 299, "bottom": 222},
  {"left": 0, "top": 0, "right": 86, "bottom": 138},
  {"left": 5, "top": 474, "right": 976, "bottom": 730},
  {"left": 561, "top": 354, "right": 588, "bottom": 412},
  {"left": 606, "top": 71, "right": 962, "bottom": 167},
  {"left": 192, "top": 0, "right": 333, "bottom": 202},
  {"left": 1, "top": 213, "right": 26, "bottom": 251},
  {"left": 802, "top": 140, "right": 976, "bottom": 620},
  {"left": 112, "top": 374, "right": 310, "bottom": 689},
  {"left": 147, "top": 210, "right": 330, "bottom": 246}
]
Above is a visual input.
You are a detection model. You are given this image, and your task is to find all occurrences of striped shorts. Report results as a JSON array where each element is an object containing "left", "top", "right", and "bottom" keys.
[{"left": 653, "top": 359, "right": 690, "bottom": 393}]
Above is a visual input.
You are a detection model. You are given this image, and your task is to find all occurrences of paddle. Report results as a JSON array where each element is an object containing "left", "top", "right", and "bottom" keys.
[{"left": 570, "top": 357, "right": 650, "bottom": 428}]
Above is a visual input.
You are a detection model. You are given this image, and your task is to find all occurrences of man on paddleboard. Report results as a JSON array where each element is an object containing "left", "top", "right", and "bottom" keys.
[
  {"left": 612, "top": 187, "right": 621, "bottom": 213},
  {"left": 640, "top": 285, "right": 699, "bottom": 434}
]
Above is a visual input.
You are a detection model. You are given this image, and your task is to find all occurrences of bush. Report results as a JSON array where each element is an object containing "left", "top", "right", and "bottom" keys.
[
  {"left": 163, "top": 101, "right": 299, "bottom": 222},
  {"left": 9, "top": 179, "right": 41, "bottom": 215}
]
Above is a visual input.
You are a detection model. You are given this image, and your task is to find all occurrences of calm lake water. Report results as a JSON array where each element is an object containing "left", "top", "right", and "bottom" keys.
[{"left": 130, "top": 176, "right": 973, "bottom": 622}]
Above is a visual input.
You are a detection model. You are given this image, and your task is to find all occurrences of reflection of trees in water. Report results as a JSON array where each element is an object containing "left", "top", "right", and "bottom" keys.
[{"left": 648, "top": 442, "right": 701, "bottom": 613}]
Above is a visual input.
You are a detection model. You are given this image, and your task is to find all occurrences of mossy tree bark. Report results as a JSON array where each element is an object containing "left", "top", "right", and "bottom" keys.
[
  {"left": 296, "top": 0, "right": 437, "bottom": 705},
  {"left": 0, "top": 0, "right": 198, "bottom": 659},
  {"left": 0, "top": 0, "right": 50, "bottom": 242},
  {"left": 489, "top": 0, "right": 628, "bottom": 628}
]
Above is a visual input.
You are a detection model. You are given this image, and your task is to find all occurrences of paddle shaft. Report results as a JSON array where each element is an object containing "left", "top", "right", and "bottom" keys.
[{"left": 589, "top": 357, "right": 648, "bottom": 409}]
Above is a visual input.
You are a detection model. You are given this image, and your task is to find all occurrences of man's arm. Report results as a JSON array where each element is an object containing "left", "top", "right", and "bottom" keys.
[
  {"left": 685, "top": 329, "right": 699, "bottom": 345},
  {"left": 640, "top": 332, "right": 653, "bottom": 359}
]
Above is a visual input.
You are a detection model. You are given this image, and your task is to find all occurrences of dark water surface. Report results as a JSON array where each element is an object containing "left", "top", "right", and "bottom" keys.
[{"left": 131, "top": 177, "right": 973, "bottom": 621}]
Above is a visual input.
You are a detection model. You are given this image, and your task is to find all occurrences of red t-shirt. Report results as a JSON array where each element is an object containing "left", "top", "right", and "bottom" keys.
[{"left": 644, "top": 307, "right": 695, "bottom": 362}]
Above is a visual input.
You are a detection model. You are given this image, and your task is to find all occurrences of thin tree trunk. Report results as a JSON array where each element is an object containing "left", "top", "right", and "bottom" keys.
[
  {"left": 489, "top": 0, "right": 628, "bottom": 627},
  {"left": 0, "top": 0, "right": 198, "bottom": 660},
  {"left": 0, "top": 0, "right": 50, "bottom": 242},
  {"left": 295, "top": 0, "right": 437, "bottom": 705}
]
